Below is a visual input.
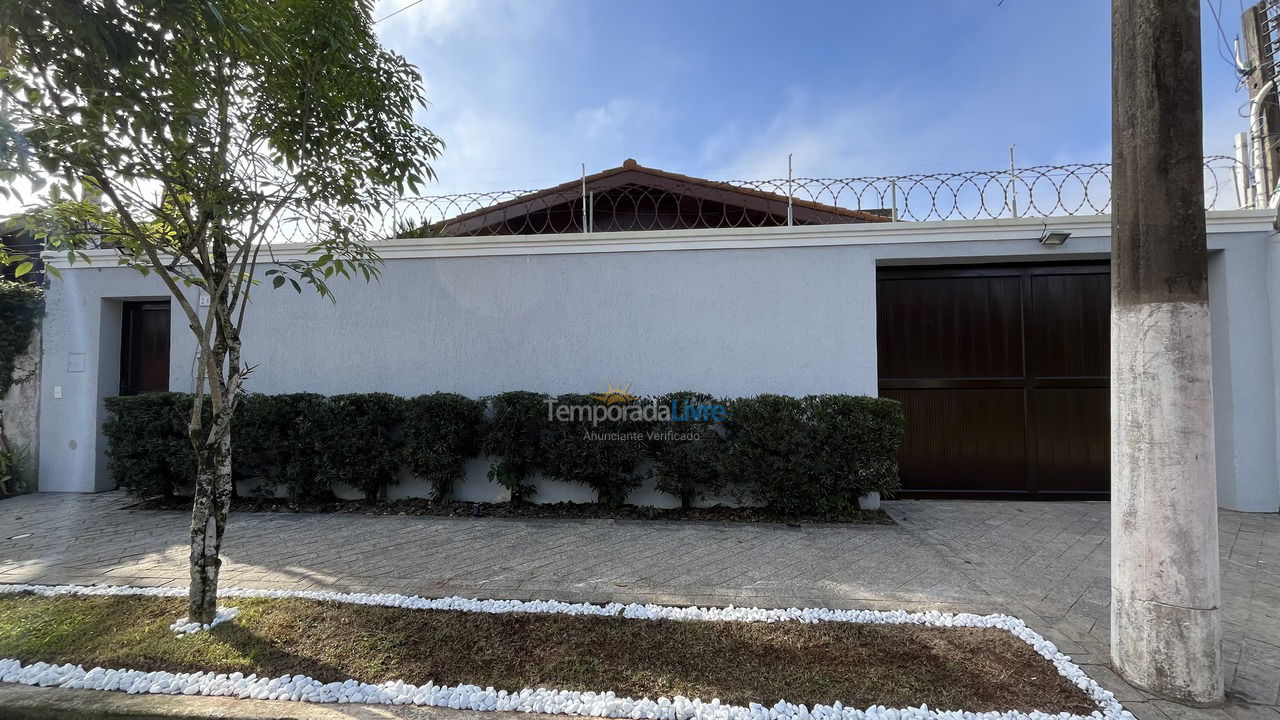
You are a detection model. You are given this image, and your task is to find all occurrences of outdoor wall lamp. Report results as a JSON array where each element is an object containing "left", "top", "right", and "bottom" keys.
[{"left": 1039, "top": 230, "right": 1071, "bottom": 246}]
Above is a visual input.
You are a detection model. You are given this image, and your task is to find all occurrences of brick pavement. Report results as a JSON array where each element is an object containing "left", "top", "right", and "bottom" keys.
[{"left": 0, "top": 492, "right": 1276, "bottom": 720}]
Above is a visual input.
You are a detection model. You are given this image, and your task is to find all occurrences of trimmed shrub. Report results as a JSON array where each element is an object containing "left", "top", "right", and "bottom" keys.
[
  {"left": 722, "top": 394, "right": 818, "bottom": 513},
  {"left": 650, "top": 391, "right": 725, "bottom": 509},
  {"left": 481, "top": 391, "right": 550, "bottom": 504},
  {"left": 542, "top": 393, "right": 648, "bottom": 508},
  {"left": 319, "top": 393, "right": 407, "bottom": 500},
  {"left": 808, "top": 394, "right": 905, "bottom": 503},
  {"left": 236, "top": 393, "right": 330, "bottom": 503},
  {"left": 103, "top": 393, "right": 197, "bottom": 499},
  {"left": 403, "top": 392, "right": 485, "bottom": 502},
  {"left": 101, "top": 389, "right": 904, "bottom": 512}
]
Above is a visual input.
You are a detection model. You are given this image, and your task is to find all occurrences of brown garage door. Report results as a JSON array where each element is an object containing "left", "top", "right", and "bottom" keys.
[{"left": 876, "top": 262, "right": 1109, "bottom": 499}]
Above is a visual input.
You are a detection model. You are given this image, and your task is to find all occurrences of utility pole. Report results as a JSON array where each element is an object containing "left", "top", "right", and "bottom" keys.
[
  {"left": 1111, "top": 0, "right": 1223, "bottom": 705},
  {"left": 1242, "top": 1, "right": 1280, "bottom": 205}
]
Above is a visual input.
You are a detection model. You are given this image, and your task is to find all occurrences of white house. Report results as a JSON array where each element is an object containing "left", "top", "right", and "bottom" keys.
[{"left": 31, "top": 163, "right": 1280, "bottom": 512}]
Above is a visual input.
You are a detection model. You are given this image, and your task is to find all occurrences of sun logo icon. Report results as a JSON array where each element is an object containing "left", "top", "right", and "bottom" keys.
[{"left": 591, "top": 381, "right": 637, "bottom": 405}]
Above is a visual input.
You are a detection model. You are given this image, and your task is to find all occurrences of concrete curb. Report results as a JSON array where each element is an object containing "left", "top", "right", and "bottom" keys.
[{"left": 0, "top": 682, "right": 542, "bottom": 720}]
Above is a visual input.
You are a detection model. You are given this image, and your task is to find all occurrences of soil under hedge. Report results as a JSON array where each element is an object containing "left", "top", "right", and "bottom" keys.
[
  {"left": 134, "top": 496, "right": 896, "bottom": 524},
  {"left": 0, "top": 594, "right": 1092, "bottom": 713}
]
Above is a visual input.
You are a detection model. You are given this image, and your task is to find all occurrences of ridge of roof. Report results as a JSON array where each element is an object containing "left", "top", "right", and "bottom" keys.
[{"left": 432, "top": 159, "right": 890, "bottom": 232}]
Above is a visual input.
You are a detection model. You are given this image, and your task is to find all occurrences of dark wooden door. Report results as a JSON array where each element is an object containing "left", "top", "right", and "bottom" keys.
[
  {"left": 876, "top": 263, "right": 1109, "bottom": 498},
  {"left": 120, "top": 301, "right": 171, "bottom": 395}
]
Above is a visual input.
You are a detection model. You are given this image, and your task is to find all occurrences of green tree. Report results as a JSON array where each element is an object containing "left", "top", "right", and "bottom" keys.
[{"left": 1, "top": 0, "right": 441, "bottom": 623}]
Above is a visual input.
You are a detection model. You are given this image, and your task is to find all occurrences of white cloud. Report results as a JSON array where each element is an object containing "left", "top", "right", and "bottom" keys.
[
  {"left": 697, "top": 88, "right": 1009, "bottom": 182},
  {"left": 574, "top": 99, "right": 640, "bottom": 142},
  {"left": 372, "top": 0, "right": 596, "bottom": 194}
]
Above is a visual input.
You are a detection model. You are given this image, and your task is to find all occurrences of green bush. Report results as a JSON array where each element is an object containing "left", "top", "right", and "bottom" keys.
[
  {"left": 0, "top": 443, "right": 32, "bottom": 495},
  {"left": 542, "top": 393, "right": 648, "bottom": 508},
  {"left": 236, "top": 393, "right": 330, "bottom": 503},
  {"left": 722, "top": 394, "right": 906, "bottom": 514},
  {"left": 481, "top": 391, "right": 550, "bottom": 504},
  {"left": 722, "top": 394, "right": 818, "bottom": 513},
  {"left": 319, "top": 393, "right": 407, "bottom": 500},
  {"left": 808, "top": 394, "right": 905, "bottom": 503},
  {"left": 103, "top": 393, "right": 197, "bottom": 499},
  {"left": 650, "top": 391, "right": 725, "bottom": 508},
  {"left": 102, "top": 389, "right": 904, "bottom": 512},
  {"left": 403, "top": 392, "right": 485, "bottom": 502}
]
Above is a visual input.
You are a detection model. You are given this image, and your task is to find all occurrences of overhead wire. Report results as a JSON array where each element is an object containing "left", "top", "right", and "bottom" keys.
[{"left": 375, "top": 0, "right": 426, "bottom": 24}]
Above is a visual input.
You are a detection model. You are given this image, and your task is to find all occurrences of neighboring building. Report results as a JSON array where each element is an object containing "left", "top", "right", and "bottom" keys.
[{"left": 31, "top": 173, "right": 1280, "bottom": 512}]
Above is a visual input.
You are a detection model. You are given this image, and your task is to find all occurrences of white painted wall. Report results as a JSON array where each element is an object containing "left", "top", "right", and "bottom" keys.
[{"left": 36, "top": 211, "right": 1280, "bottom": 511}]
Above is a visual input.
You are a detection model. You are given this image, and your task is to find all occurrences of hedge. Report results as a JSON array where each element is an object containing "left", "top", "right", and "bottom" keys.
[
  {"left": 103, "top": 393, "right": 199, "bottom": 500},
  {"left": 722, "top": 394, "right": 816, "bottom": 513},
  {"left": 103, "top": 390, "right": 904, "bottom": 512},
  {"left": 403, "top": 393, "right": 485, "bottom": 502},
  {"left": 236, "top": 393, "right": 330, "bottom": 503},
  {"left": 481, "top": 391, "right": 550, "bottom": 504},
  {"left": 722, "top": 394, "right": 906, "bottom": 515},
  {"left": 320, "top": 393, "right": 407, "bottom": 501},
  {"left": 650, "top": 392, "right": 725, "bottom": 509},
  {"left": 540, "top": 393, "right": 648, "bottom": 509}
]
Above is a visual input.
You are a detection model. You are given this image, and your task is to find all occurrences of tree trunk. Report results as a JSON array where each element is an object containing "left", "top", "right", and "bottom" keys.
[
  {"left": 187, "top": 432, "right": 231, "bottom": 625},
  {"left": 1111, "top": 0, "right": 1222, "bottom": 704},
  {"left": 187, "top": 242, "right": 243, "bottom": 625}
]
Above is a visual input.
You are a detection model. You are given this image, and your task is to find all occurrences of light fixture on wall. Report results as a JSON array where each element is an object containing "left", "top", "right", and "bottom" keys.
[{"left": 1039, "top": 230, "right": 1071, "bottom": 246}]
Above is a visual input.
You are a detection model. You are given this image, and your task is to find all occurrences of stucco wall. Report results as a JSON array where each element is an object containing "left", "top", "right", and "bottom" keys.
[
  {"left": 35, "top": 212, "right": 1280, "bottom": 511},
  {"left": 235, "top": 245, "right": 880, "bottom": 398}
]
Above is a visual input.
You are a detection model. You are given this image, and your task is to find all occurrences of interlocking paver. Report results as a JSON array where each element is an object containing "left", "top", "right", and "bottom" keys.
[{"left": 0, "top": 492, "right": 1276, "bottom": 719}]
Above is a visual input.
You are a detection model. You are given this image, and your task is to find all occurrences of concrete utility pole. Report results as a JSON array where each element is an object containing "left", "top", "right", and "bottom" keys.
[{"left": 1111, "top": 0, "right": 1223, "bottom": 704}]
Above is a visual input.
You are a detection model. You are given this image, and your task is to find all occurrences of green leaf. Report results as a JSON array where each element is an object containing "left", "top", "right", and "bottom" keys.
[{"left": 13, "top": 262, "right": 33, "bottom": 278}]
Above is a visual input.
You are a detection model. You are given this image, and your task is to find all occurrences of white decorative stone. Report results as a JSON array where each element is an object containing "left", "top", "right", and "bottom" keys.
[
  {"left": 0, "top": 583, "right": 1133, "bottom": 720},
  {"left": 168, "top": 606, "right": 240, "bottom": 636}
]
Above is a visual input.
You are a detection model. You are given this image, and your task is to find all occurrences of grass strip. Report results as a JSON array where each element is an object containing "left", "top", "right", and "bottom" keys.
[{"left": 0, "top": 594, "right": 1094, "bottom": 714}]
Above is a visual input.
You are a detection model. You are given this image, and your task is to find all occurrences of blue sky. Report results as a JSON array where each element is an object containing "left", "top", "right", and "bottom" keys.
[{"left": 373, "top": 0, "right": 1251, "bottom": 195}]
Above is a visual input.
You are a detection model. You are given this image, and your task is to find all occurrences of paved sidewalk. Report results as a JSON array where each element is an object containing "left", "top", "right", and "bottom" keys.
[{"left": 0, "top": 492, "right": 1277, "bottom": 720}]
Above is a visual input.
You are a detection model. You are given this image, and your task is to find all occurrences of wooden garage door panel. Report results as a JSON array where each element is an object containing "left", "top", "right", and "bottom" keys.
[
  {"left": 877, "top": 263, "right": 1110, "bottom": 498},
  {"left": 1032, "top": 387, "right": 1109, "bottom": 493},
  {"left": 877, "top": 275, "right": 1023, "bottom": 380},
  {"left": 1030, "top": 273, "right": 1110, "bottom": 379},
  {"left": 883, "top": 388, "right": 1027, "bottom": 493}
]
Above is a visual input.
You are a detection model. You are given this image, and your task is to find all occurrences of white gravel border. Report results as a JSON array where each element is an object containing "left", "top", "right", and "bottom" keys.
[{"left": 0, "top": 583, "right": 1132, "bottom": 720}]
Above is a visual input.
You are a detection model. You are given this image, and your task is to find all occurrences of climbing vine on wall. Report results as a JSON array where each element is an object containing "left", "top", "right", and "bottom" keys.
[{"left": 0, "top": 281, "right": 44, "bottom": 398}]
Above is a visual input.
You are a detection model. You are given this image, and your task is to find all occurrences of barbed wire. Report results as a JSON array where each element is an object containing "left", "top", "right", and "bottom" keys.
[{"left": 376, "top": 156, "right": 1250, "bottom": 239}]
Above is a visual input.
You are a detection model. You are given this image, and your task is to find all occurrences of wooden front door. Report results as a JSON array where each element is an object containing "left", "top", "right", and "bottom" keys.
[
  {"left": 120, "top": 301, "right": 171, "bottom": 395},
  {"left": 876, "top": 263, "right": 1110, "bottom": 498}
]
